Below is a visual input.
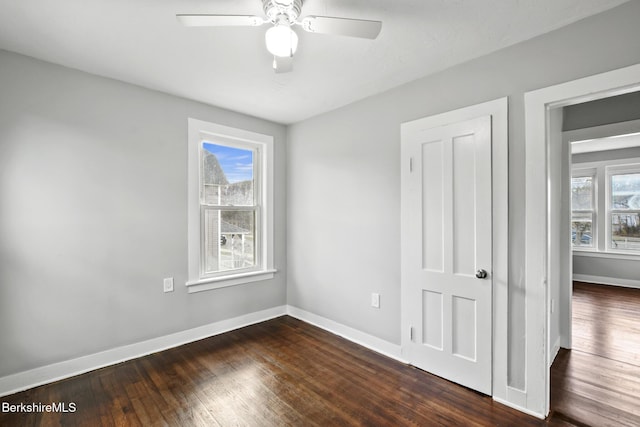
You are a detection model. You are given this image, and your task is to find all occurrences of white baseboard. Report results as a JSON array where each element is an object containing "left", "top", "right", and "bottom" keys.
[
  {"left": 494, "top": 390, "right": 545, "bottom": 420},
  {"left": 1, "top": 303, "right": 541, "bottom": 421},
  {"left": 286, "top": 306, "right": 549, "bottom": 419},
  {"left": 286, "top": 306, "right": 405, "bottom": 363},
  {"left": 0, "top": 305, "right": 287, "bottom": 398},
  {"left": 0, "top": 305, "right": 405, "bottom": 398},
  {"left": 573, "top": 274, "right": 640, "bottom": 289}
]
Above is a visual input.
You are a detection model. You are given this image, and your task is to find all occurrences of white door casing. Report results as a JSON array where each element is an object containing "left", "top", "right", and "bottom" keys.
[
  {"left": 524, "top": 63, "right": 640, "bottom": 417},
  {"left": 401, "top": 114, "right": 493, "bottom": 395}
]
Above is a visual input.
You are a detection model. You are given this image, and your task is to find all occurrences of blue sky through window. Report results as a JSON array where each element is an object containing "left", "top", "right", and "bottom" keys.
[{"left": 203, "top": 142, "right": 253, "bottom": 183}]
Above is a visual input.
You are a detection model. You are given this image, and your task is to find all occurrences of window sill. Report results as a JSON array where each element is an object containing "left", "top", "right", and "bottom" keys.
[
  {"left": 186, "top": 269, "right": 277, "bottom": 294},
  {"left": 572, "top": 250, "right": 640, "bottom": 261}
]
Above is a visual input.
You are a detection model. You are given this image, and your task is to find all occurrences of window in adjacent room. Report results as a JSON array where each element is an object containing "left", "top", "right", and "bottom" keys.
[
  {"left": 571, "top": 173, "right": 595, "bottom": 248},
  {"left": 571, "top": 158, "right": 640, "bottom": 255},
  {"left": 608, "top": 166, "right": 640, "bottom": 252},
  {"left": 187, "top": 119, "right": 275, "bottom": 293}
]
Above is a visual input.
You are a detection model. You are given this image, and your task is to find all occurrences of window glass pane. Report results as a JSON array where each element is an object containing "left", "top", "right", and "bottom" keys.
[
  {"left": 203, "top": 209, "right": 256, "bottom": 274},
  {"left": 571, "top": 214, "right": 593, "bottom": 247},
  {"left": 611, "top": 212, "right": 640, "bottom": 250},
  {"left": 201, "top": 142, "right": 254, "bottom": 206},
  {"left": 611, "top": 173, "right": 640, "bottom": 210},
  {"left": 571, "top": 176, "right": 593, "bottom": 210}
]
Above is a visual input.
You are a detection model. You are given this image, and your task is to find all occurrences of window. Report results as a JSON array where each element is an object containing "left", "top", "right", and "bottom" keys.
[
  {"left": 608, "top": 168, "right": 640, "bottom": 251},
  {"left": 571, "top": 174, "right": 595, "bottom": 248},
  {"left": 571, "top": 158, "right": 640, "bottom": 255},
  {"left": 187, "top": 119, "right": 275, "bottom": 293}
]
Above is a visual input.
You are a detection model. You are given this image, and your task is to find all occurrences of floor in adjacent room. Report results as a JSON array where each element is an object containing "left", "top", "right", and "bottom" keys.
[{"left": 549, "top": 281, "right": 640, "bottom": 427}]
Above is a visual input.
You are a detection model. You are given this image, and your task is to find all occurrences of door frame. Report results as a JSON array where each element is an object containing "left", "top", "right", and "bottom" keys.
[
  {"left": 524, "top": 63, "right": 640, "bottom": 417},
  {"left": 400, "top": 97, "right": 508, "bottom": 400}
]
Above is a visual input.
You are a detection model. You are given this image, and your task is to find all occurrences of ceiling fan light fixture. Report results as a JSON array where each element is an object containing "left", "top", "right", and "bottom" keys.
[
  {"left": 263, "top": 0, "right": 302, "bottom": 23},
  {"left": 265, "top": 24, "right": 298, "bottom": 57},
  {"left": 178, "top": 0, "right": 381, "bottom": 73}
]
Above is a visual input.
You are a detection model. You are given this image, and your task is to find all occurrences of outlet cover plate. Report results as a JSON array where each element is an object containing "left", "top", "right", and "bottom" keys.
[
  {"left": 371, "top": 293, "right": 380, "bottom": 308},
  {"left": 164, "top": 277, "right": 174, "bottom": 293}
]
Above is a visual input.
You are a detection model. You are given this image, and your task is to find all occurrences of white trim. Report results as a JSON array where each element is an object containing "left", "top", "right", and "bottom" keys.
[
  {"left": 565, "top": 118, "right": 640, "bottom": 146},
  {"left": 0, "top": 306, "right": 287, "bottom": 398},
  {"left": 400, "top": 97, "right": 509, "bottom": 402},
  {"left": 572, "top": 156, "right": 640, "bottom": 170},
  {"left": 494, "top": 393, "right": 545, "bottom": 420},
  {"left": 571, "top": 132, "right": 640, "bottom": 154},
  {"left": 573, "top": 249, "right": 640, "bottom": 260},
  {"left": 524, "top": 63, "right": 640, "bottom": 417},
  {"left": 573, "top": 274, "right": 640, "bottom": 289},
  {"left": 286, "top": 306, "right": 405, "bottom": 363},
  {"left": 186, "top": 269, "right": 277, "bottom": 293},
  {"left": 549, "top": 336, "right": 561, "bottom": 368}
]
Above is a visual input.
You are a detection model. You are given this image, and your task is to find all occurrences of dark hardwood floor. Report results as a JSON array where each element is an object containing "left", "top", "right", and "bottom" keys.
[
  {"left": 550, "top": 282, "right": 640, "bottom": 427},
  {"left": 2, "top": 315, "right": 576, "bottom": 427}
]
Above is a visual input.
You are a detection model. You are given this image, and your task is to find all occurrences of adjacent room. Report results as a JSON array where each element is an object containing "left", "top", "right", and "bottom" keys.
[
  {"left": 1, "top": 0, "right": 640, "bottom": 425},
  {"left": 546, "top": 92, "right": 640, "bottom": 426}
]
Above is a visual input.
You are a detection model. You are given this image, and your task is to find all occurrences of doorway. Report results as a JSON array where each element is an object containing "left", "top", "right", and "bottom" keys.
[
  {"left": 554, "top": 93, "right": 640, "bottom": 356},
  {"left": 524, "top": 63, "right": 640, "bottom": 416},
  {"left": 548, "top": 93, "right": 640, "bottom": 425}
]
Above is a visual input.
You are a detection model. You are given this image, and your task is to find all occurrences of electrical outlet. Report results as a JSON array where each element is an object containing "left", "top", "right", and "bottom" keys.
[
  {"left": 163, "top": 277, "right": 174, "bottom": 293},
  {"left": 371, "top": 293, "right": 380, "bottom": 308}
]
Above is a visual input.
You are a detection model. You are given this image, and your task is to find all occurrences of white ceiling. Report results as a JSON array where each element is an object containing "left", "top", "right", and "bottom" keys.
[{"left": 0, "top": 0, "right": 629, "bottom": 124}]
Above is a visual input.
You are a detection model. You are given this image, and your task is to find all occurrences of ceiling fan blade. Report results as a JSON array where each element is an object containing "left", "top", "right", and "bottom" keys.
[
  {"left": 273, "top": 56, "right": 293, "bottom": 74},
  {"left": 300, "top": 16, "right": 382, "bottom": 39},
  {"left": 176, "top": 14, "right": 266, "bottom": 27}
]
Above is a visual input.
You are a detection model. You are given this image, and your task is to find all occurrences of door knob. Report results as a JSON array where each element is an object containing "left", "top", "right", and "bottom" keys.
[{"left": 475, "top": 269, "right": 488, "bottom": 279}]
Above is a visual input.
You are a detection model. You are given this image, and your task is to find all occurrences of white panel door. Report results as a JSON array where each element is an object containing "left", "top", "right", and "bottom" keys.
[{"left": 401, "top": 115, "right": 492, "bottom": 395}]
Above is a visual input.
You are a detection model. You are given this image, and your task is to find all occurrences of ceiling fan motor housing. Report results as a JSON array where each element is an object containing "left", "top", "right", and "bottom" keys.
[{"left": 263, "top": 0, "right": 303, "bottom": 24}]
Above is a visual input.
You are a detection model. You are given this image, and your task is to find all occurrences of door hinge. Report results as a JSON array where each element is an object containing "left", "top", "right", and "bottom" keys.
[
  {"left": 409, "top": 157, "right": 413, "bottom": 172},
  {"left": 410, "top": 326, "right": 415, "bottom": 342}
]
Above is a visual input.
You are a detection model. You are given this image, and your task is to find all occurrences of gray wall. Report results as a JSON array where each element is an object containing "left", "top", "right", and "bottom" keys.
[
  {"left": 0, "top": 50, "right": 287, "bottom": 377},
  {"left": 287, "top": 1, "right": 640, "bottom": 391},
  {"left": 564, "top": 91, "right": 640, "bottom": 131},
  {"left": 573, "top": 254, "right": 640, "bottom": 283}
]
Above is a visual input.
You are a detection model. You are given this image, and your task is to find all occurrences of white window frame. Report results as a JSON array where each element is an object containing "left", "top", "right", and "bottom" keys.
[
  {"left": 186, "top": 118, "right": 276, "bottom": 293},
  {"left": 570, "top": 168, "right": 597, "bottom": 250},
  {"left": 606, "top": 163, "right": 640, "bottom": 253},
  {"left": 571, "top": 157, "right": 640, "bottom": 258}
]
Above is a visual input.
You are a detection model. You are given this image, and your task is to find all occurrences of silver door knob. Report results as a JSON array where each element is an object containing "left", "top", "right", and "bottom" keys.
[{"left": 476, "top": 269, "right": 488, "bottom": 279}]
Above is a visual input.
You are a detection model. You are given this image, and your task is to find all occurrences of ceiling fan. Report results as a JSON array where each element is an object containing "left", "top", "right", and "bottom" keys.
[{"left": 177, "top": 0, "right": 382, "bottom": 73}]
